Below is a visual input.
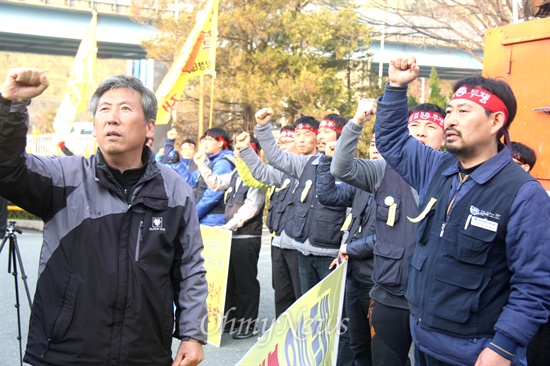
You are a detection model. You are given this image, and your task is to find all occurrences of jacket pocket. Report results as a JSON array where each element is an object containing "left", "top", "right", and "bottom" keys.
[
  {"left": 430, "top": 258, "right": 486, "bottom": 324},
  {"left": 287, "top": 205, "right": 309, "bottom": 242},
  {"left": 454, "top": 223, "right": 497, "bottom": 265},
  {"left": 376, "top": 194, "right": 401, "bottom": 225},
  {"left": 50, "top": 273, "right": 78, "bottom": 343},
  {"left": 372, "top": 241, "right": 405, "bottom": 289},
  {"left": 309, "top": 206, "right": 345, "bottom": 248}
]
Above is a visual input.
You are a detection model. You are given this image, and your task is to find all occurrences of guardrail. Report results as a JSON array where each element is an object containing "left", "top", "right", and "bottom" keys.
[{"left": 26, "top": 134, "right": 96, "bottom": 157}]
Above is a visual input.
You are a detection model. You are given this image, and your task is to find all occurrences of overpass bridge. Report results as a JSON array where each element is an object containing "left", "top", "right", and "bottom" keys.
[{"left": 0, "top": 0, "right": 483, "bottom": 79}]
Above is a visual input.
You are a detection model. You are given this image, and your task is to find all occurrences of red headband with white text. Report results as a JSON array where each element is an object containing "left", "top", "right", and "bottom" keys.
[
  {"left": 451, "top": 86, "right": 509, "bottom": 125},
  {"left": 408, "top": 111, "right": 445, "bottom": 130},
  {"left": 280, "top": 130, "right": 295, "bottom": 139},
  {"left": 295, "top": 123, "right": 318, "bottom": 135},
  {"left": 319, "top": 119, "right": 343, "bottom": 134}
]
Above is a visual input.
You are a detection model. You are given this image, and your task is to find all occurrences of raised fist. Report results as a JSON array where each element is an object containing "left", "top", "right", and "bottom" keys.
[{"left": 255, "top": 108, "right": 273, "bottom": 126}]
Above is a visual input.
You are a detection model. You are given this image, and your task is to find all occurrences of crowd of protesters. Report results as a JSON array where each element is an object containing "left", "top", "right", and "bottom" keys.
[{"left": 1, "top": 53, "right": 549, "bottom": 366}]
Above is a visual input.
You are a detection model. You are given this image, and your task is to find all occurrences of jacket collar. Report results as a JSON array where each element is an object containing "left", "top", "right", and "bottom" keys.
[{"left": 442, "top": 144, "right": 512, "bottom": 185}]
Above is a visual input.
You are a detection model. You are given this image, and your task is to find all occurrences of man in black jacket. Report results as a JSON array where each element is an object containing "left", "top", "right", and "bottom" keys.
[{"left": 0, "top": 68, "right": 207, "bottom": 366}]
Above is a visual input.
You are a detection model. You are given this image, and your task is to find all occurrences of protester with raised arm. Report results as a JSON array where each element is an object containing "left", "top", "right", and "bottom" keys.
[
  {"left": 0, "top": 68, "right": 207, "bottom": 366},
  {"left": 373, "top": 56, "right": 550, "bottom": 366}
]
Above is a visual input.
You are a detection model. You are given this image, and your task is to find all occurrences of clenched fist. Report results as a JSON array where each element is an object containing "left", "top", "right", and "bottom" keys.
[
  {"left": 255, "top": 108, "right": 273, "bottom": 126},
  {"left": 2, "top": 68, "right": 50, "bottom": 102}
]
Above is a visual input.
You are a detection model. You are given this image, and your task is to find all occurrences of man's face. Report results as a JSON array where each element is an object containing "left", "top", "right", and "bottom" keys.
[
  {"left": 294, "top": 129, "right": 317, "bottom": 155},
  {"left": 93, "top": 88, "right": 154, "bottom": 164},
  {"left": 278, "top": 136, "right": 297, "bottom": 154},
  {"left": 369, "top": 136, "right": 382, "bottom": 160},
  {"left": 202, "top": 135, "right": 224, "bottom": 156},
  {"left": 317, "top": 128, "right": 338, "bottom": 153},
  {"left": 444, "top": 99, "right": 496, "bottom": 157},
  {"left": 408, "top": 120, "right": 445, "bottom": 151},
  {"left": 180, "top": 143, "right": 196, "bottom": 159}
]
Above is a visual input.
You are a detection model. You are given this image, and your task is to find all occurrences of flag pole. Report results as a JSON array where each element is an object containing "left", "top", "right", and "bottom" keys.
[
  {"left": 198, "top": 74, "right": 205, "bottom": 141},
  {"left": 208, "top": 75, "right": 215, "bottom": 129}
]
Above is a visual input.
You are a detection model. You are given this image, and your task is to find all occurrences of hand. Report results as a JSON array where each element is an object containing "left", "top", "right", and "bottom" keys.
[
  {"left": 193, "top": 151, "right": 207, "bottom": 167},
  {"left": 2, "top": 68, "right": 50, "bottom": 102},
  {"left": 255, "top": 108, "right": 273, "bottom": 126},
  {"left": 388, "top": 56, "right": 419, "bottom": 87},
  {"left": 235, "top": 132, "right": 251, "bottom": 151},
  {"left": 474, "top": 348, "right": 511, "bottom": 366},
  {"left": 339, "top": 244, "right": 348, "bottom": 263},
  {"left": 325, "top": 141, "right": 337, "bottom": 157},
  {"left": 167, "top": 128, "right": 178, "bottom": 140},
  {"left": 329, "top": 257, "right": 339, "bottom": 270},
  {"left": 58, "top": 141, "right": 66, "bottom": 149},
  {"left": 172, "top": 340, "right": 204, "bottom": 366},
  {"left": 352, "top": 99, "right": 376, "bottom": 126}
]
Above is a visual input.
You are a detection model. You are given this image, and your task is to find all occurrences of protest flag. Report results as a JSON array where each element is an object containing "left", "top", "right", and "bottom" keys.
[
  {"left": 53, "top": 11, "right": 97, "bottom": 136},
  {"left": 155, "top": 0, "right": 219, "bottom": 125}
]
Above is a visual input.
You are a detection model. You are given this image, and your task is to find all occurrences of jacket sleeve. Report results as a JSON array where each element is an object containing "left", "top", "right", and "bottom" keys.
[
  {"left": 331, "top": 122, "right": 386, "bottom": 193},
  {"left": 490, "top": 181, "right": 550, "bottom": 356},
  {"left": 196, "top": 164, "right": 232, "bottom": 191},
  {"left": 316, "top": 154, "right": 354, "bottom": 207},
  {"left": 254, "top": 123, "right": 310, "bottom": 178},
  {"left": 239, "top": 146, "right": 285, "bottom": 186},
  {"left": 346, "top": 234, "right": 376, "bottom": 260},
  {"left": 174, "top": 160, "right": 200, "bottom": 188},
  {"left": 0, "top": 96, "right": 65, "bottom": 220},
  {"left": 195, "top": 158, "right": 233, "bottom": 219},
  {"left": 224, "top": 183, "right": 267, "bottom": 231},
  {"left": 373, "top": 84, "right": 447, "bottom": 196},
  {"left": 162, "top": 138, "right": 175, "bottom": 164},
  {"left": 173, "top": 193, "right": 208, "bottom": 343},
  {"left": 235, "top": 159, "right": 269, "bottom": 189}
]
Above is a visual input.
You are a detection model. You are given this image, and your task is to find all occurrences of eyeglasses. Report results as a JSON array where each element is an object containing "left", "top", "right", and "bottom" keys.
[{"left": 278, "top": 139, "right": 294, "bottom": 147}]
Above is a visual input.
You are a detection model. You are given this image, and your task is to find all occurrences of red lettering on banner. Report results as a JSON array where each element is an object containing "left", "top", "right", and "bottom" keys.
[
  {"left": 202, "top": 30, "right": 212, "bottom": 50},
  {"left": 162, "top": 94, "right": 178, "bottom": 113},
  {"left": 259, "top": 344, "right": 279, "bottom": 366}
]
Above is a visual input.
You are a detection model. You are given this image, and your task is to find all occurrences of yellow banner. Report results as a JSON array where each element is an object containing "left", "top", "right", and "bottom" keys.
[
  {"left": 237, "top": 261, "right": 348, "bottom": 365},
  {"left": 53, "top": 11, "right": 97, "bottom": 136},
  {"left": 155, "top": 0, "right": 218, "bottom": 125},
  {"left": 200, "top": 225, "right": 232, "bottom": 347}
]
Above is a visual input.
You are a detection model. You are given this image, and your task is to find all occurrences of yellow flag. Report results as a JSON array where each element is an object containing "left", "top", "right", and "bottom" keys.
[
  {"left": 155, "top": 0, "right": 219, "bottom": 125},
  {"left": 53, "top": 11, "right": 97, "bottom": 136}
]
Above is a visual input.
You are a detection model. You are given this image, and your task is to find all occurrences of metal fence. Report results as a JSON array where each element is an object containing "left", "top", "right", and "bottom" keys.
[{"left": 26, "top": 134, "right": 96, "bottom": 157}]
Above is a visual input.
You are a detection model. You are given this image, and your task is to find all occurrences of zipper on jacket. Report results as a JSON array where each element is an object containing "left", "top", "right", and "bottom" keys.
[
  {"left": 135, "top": 220, "right": 143, "bottom": 261},
  {"left": 40, "top": 339, "right": 51, "bottom": 359}
]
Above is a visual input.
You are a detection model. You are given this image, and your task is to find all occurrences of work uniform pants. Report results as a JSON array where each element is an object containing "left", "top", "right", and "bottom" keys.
[
  {"left": 224, "top": 237, "right": 261, "bottom": 331},
  {"left": 271, "top": 245, "right": 301, "bottom": 318},
  {"left": 370, "top": 300, "right": 411, "bottom": 366}
]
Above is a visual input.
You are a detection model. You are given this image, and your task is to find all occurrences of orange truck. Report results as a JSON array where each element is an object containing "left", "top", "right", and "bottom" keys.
[{"left": 482, "top": 16, "right": 550, "bottom": 191}]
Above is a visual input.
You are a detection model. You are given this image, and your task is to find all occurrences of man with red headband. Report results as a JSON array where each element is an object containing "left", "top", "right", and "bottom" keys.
[
  {"left": 331, "top": 102, "right": 445, "bottom": 366},
  {"left": 373, "top": 56, "right": 550, "bottom": 366},
  {"left": 254, "top": 109, "right": 348, "bottom": 294}
]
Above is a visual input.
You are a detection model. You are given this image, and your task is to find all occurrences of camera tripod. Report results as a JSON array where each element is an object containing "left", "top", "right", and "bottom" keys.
[{"left": 0, "top": 221, "right": 33, "bottom": 366}]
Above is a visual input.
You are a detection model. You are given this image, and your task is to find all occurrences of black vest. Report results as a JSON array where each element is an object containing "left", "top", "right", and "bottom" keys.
[
  {"left": 265, "top": 174, "right": 298, "bottom": 236},
  {"left": 406, "top": 158, "right": 534, "bottom": 337},
  {"left": 195, "top": 158, "right": 233, "bottom": 215},
  {"left": 370, "top": 166, "right": 418, "bottom": 308},
  {"left": 285, "top": 155, "right": 346, "bottom": 249},
  {"left": 224, "top": 172, "right": 264, "bottom": 237}
]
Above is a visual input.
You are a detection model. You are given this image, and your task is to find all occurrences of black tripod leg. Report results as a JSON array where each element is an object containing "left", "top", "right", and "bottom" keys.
[
  {"left": 12, "top": 235, "right": 33, "bottom": 308},
  {"left": 9, "top": 237, "right": 24, "bottom": 366}
]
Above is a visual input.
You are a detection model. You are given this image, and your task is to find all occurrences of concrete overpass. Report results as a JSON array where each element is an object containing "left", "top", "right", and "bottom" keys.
[{"left": 0, "top": 0, "right": 483, "bottom": 78}]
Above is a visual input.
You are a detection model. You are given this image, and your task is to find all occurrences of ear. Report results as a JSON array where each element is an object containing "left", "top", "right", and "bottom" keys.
[
  {"left": 490, "top": 111, "right": 506, "bottom": 136},
  {"left": 146, "top": 119, "right": 155, "bottom": 139}
]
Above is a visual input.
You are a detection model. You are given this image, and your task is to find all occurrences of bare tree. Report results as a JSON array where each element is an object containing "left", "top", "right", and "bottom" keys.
[{"left": 359, "top": 0, "right": 521, "bottom": 63}]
